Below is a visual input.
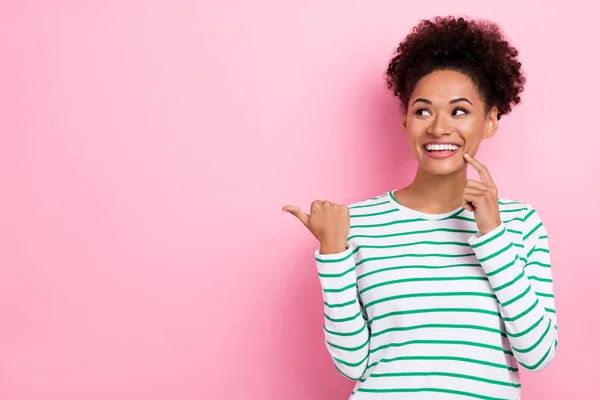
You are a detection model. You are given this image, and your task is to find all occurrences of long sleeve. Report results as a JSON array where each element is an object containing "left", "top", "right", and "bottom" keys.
[
  {"left": 315, "top": 245, "right": 370, "bottom": 380},
  {"left": 468, "top": 206, "right": 558, "bottom": 371}
]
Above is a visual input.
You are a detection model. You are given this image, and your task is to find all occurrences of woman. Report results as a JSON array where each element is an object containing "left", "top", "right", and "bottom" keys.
[{"left": 283, "top": 15, "right": 557, "bottom": 399}]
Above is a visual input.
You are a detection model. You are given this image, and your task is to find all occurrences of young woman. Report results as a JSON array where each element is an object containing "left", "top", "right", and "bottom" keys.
[{"left": 283, "top": 16, "right": 557, "bottom": 400}]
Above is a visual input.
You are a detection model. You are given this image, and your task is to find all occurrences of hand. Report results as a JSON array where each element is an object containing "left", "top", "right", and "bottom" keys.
[
  {"left": 282, "top": 200, "right": 350, "bottom": 254},
  {"left": 463, "top": 154, "right": 502, "bottom": 235}
]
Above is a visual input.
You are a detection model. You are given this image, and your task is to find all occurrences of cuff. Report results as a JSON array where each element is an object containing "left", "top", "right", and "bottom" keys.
[
  {"left": 468, "top": 223, "right": 518, "bottom": 277},
  {"left": 314, "top": 245, "right": 355, "bottom": 276},
  {"left": 468, "top": 222, "right": 506, "bottom": 247}
]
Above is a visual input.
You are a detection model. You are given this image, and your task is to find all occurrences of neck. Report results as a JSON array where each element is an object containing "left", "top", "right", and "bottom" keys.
[{"left": 406, "top": 165, "right": 468, "bottom": 212}]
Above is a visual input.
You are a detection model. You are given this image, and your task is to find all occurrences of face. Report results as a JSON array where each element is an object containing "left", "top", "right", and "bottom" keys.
[{"left": 401, "top": 69, "right": 499, "bottom": 176}]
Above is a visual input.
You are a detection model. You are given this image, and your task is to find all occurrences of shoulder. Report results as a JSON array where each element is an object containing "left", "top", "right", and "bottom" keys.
[
  {"left": 498, "top": 197, "right": 547, "bottom": 241},
  {"left": 346, "top": 191, "right": 393, "bottom": 216},
  {"left": 498, "top": 197, "right": 542, "bottom": 219},
  {"left": 498, "top": 197, "right": 531, "bottom": 216}
]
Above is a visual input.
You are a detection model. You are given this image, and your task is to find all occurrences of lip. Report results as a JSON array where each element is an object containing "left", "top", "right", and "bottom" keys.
[
  {"left": 422, "top": 141, "right": 463, "bottom": 160},
  {"left": 422, "top": 140, "right": 462, "bottom": 147}
]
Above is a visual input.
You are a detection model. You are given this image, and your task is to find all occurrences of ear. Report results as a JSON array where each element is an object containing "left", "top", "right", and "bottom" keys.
[
  {"left": 401, "top": 113, "right": 408, "bottom": 136},
  {"left": 483, "top": 106, "right": 499, "bottom": 139}
]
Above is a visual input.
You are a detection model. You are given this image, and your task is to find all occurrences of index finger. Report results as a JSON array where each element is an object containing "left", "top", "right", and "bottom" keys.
[{"left": 465, "top": 154, "right": 495, "bottom": 186}]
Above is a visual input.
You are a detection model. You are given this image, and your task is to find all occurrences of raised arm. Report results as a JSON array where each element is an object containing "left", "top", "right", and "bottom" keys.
[{"left": 469, "top": 207, "right": 558, "bottom": 371}]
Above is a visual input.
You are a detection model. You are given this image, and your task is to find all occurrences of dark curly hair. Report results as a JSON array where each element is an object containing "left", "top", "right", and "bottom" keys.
[{"left": 386, "top": 16, "right": 525, "bottom": 119}]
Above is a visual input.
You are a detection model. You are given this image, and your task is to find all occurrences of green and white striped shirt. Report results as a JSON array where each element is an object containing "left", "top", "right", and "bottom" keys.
[{"left": 315, "top": 191, "right": 557, "bottom": 400}]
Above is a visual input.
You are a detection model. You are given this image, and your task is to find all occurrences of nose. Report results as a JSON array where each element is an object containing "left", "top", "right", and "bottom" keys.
[{"left": 428, "top": 114, "right": 453, "bottom": 137}]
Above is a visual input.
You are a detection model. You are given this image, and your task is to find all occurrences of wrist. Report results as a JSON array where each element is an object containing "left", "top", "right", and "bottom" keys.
[
  {"left": 319, "top": 241, "right": 347, "bottom": 255},
  {"left": 479, "top": 221, "right": 503, "bottom": 236}
]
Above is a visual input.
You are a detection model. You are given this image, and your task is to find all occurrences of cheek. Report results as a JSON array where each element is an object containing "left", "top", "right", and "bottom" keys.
[
  {"left": 455, "top": 117, "right": 477, "bottom": 131},
  {"left": 456, "top": 119, "right": 484, "bottom": 141},
  {"left": 404, "top": 124, "right": 423, "bottom": 154},
  {"left": 457, "top": 122, "right": 486, "bottom": 154}
]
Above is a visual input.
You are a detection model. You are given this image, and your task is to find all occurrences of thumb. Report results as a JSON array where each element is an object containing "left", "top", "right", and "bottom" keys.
[
  {"left": 282, "top": 205, "right": 309, "bottom": 228},
  {"left": 462, "top": 196, "right": 475, "bottom": 212}
]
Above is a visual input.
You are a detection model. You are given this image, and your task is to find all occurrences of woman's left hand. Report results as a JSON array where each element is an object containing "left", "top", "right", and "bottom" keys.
[{"left": 463, "top": 153, "right": 502, "bottom": 236}]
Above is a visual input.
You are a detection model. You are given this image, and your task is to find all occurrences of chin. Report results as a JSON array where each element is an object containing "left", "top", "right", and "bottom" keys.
[{"left": 420, "top": 159, "right": 464, "bottom": 176}]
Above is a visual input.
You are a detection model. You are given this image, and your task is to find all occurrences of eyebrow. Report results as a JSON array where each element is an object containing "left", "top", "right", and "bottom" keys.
[
  {"left": 412, "top": 97, "right": 473, "bottom": 106},
  {"left": 450, "top": 97, "right": 473, "bottom": 106}
]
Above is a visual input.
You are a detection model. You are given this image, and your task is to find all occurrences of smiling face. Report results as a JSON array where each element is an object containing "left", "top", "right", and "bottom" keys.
[{"left": 402, "top": 69, "right": 499, "bottom": 176}]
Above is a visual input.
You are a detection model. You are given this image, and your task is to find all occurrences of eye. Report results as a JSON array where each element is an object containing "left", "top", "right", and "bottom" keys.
[
  {"left": 415, "top": 108, "right": 432, "bottom": 117},
  {"left": 453, "top": 107, "right": 469, "bottom": 116}
]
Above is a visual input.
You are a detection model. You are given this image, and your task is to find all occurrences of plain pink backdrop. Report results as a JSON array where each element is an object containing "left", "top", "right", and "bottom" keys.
[{"left": 1, "top": 1, "right": 598, "bottom": 399}]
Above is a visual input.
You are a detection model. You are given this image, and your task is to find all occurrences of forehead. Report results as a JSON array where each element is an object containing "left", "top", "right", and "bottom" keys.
[{"left": 410, "top": 70, "right": 483, "bottom": 104}]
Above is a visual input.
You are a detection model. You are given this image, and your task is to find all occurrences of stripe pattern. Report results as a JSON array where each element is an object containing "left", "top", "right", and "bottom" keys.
[{"left": 315, "top": 191, "right": 557, "bottom": 399}]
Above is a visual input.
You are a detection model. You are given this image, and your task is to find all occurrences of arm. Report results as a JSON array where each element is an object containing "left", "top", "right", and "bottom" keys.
[
  {"left": 468, "top": 206, "right": 558, "bottom": 371},
  {"left": 315, "top": 245, "right": 370, "bottom": 380}
]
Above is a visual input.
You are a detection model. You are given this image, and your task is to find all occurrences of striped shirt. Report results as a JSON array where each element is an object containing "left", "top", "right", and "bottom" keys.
[{"left": 315, "top": 190, "right": 558, "bottom": 400}]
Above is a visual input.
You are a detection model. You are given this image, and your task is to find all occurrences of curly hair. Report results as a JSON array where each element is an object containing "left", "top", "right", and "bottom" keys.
[{"left": 386, "top": 16, "right": 525, "bottom": 119}]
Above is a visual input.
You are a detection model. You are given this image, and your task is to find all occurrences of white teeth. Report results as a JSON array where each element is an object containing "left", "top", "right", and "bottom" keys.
[{"left": 425, "top": 143, "right": 460, "bottom": 151}]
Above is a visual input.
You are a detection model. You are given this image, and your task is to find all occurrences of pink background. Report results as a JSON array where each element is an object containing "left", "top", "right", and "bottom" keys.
[{"left": 1, "top": 1, "right": 598, "bottom": 399}]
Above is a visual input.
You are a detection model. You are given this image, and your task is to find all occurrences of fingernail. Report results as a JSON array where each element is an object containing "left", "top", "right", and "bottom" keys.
[{"left": 464, "top": 153, "right": 470, "bottom": 158}]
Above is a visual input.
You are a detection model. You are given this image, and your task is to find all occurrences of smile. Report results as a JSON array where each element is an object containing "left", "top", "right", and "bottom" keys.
[{"left": 423, "top": 143, "right": 462, "bottom": 159}]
